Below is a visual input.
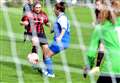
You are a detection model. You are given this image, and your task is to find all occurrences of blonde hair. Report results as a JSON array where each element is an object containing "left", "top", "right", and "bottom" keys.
[
  {"left": 97, "top": 7, "right": 110, "bottom": 23},
  {"left": 112, "top": 0, "right": 120, "bottom": 16},
  {"left": 97, "top": 0, "right": 120, "bottom": 24}
]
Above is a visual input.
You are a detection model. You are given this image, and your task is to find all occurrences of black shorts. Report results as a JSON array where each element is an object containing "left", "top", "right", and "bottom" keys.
[
  {"left": 97, "top": 75, "right": 120, "bottom": 83},
  {"left": 37, "top": 33, "right": 48, "bottom": 45}
]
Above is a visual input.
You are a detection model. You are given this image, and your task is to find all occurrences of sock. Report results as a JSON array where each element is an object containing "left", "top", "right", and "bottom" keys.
[
  {"left": 32, "top": 46, "right": 37, "bottom": 53},
  {"left": 96, "top": 51, "right": 104, "bottom": 67},
  {"left": 44, "top": 57, "right": 53, "bottom": 74}
]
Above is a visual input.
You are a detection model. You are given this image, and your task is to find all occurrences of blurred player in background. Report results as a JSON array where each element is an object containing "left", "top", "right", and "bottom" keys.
[
  {"left": 42, "top": 2, "right": 70, "bottom": 78},
  {"left": 84, "top": 0, "right": 120, "bottom": 82},
  {"left": 23, "top": 0, "right": 33, "bottom": 14},
  {"left": 23, "top": 0, "right": 40, "bottom": 14},
  {"left": 22, "top": 0, "right": 33, "bottom": 42}
]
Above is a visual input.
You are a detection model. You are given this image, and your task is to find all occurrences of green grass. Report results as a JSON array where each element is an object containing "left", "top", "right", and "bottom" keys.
[{"left": 0, "top": 6, "right": 97, "bottom": 83}]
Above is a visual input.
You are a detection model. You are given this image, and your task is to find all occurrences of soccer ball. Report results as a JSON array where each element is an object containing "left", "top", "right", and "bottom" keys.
[{"left": 27, "top": 53, "right": 39, "bottom": 64}]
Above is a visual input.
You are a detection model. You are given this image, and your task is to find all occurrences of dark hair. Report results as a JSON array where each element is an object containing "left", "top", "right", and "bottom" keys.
[{"left": 55, "top": 2, "right": 66, "bottom": 12}]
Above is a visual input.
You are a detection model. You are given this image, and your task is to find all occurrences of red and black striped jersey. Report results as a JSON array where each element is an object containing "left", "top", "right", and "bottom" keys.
[{"left": 21, "top": 11, "right": 49, "bottom": 33}]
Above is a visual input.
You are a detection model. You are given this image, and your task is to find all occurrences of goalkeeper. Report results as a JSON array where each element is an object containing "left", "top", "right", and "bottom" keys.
[{"left": 84, "top": 1, "right": 120, "bottom": 83}]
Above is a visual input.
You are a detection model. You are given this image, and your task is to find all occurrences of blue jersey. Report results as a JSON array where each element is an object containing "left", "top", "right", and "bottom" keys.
[{"left": 53, "top": 13, "right": 70, "bottom": 48}]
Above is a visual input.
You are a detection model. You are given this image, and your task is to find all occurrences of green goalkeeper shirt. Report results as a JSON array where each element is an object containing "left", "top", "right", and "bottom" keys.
[{"left": 87, "top": 17, "right": 120, "bottom": 76}]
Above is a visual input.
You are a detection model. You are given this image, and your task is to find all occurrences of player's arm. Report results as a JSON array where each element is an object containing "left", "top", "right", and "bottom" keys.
[
  {"left": 56, "top": 29, "right": 66, "bottom": 42},
  {"left": 96, "top": 42, "right": 104, "bottom": 67},
  {"left": 84, "top": 25, "right": 101, "bottom": 78},
  {"left": 45, "top": 22, "right": 52, "bottom": 31},
  {"left": 87, "top": 25, "right": 101, "bottom": 67},
  {"left": 45, "top": 21, "right": 54, "bottom": 34},
  {"left": 20, "top": 21, "right": 29, "bottom": 26},
  {"left": 56, "top": 16, "right": 67, "bottom": 42},
  {"left": 20, "top": 16, "right": 29, "bottom": 26},
  {"left": 43, "top": 14, "right": 53, "bottom": 33},
  {"left": 46, "top": 22, "right": 54, "bottom": 34}
]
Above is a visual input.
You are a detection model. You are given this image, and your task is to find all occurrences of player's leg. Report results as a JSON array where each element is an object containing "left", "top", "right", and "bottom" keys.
[
  {"left": 31, "top": 36, "right": 39, "bottom": 53},
  {"left": 37, "top": 35, "right": 55, "bottom": 77},
  {"left": 37, "top": 44, "right": 49, "bottom": 75},
  {"left": 42, "top": 44, "right": 56, "bottom": 77},
  {"left": 42, "top": 42, "right": 63, "bottom": 77},
  {"left": 27, "top": 36, "right": 39, "bottom": 69}
]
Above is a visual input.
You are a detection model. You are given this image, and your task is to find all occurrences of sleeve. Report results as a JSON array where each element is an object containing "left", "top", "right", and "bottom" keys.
[
  {"left": 58, "top": 15, "right": 67, "bottom": 30},
  {"left": 21, "top": 16, "right": 29, "bottom": 21},
  {"left": 86, "top": 25, "right": 101, "bottom": 68},
  {"left": 43, "top": 13, "right": 49, "bottom": 25}
]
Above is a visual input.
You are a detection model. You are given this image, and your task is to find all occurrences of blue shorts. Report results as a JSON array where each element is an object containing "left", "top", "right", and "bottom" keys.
[{"left": 49, "top": 41, "right": 68, "bottom": 54}]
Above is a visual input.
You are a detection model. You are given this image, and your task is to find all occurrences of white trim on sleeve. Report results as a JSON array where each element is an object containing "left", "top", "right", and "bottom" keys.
[{"left": 58, "top": 15, "right": 67, "bottom": 30}]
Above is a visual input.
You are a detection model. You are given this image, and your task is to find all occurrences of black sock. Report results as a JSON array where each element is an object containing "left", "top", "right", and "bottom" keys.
[
  {"left": 32, "top": 46, "right": 37, "bottom": 53},
  {"left": 96, "top": 52, "right": 104, "bottom": 67}
]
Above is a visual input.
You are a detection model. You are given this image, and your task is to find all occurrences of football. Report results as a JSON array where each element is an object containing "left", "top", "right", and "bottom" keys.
[{"left": 27, "top": 53, "right": 39, "bottom": 64}]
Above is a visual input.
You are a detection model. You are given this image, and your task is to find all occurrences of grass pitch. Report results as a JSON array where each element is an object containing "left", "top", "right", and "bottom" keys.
[{"left": 0, "top": 6, "right": 97, "bottom": 83}]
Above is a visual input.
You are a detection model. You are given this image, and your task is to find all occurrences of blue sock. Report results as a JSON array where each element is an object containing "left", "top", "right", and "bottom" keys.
[{"left": 44, "top": 57, "right": 53, "bottom": 74}]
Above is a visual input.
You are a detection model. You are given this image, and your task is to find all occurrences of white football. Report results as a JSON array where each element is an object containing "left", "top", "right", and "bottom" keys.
[{"left": 27, "top": 53, "right": 39, "bottom": 64}]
